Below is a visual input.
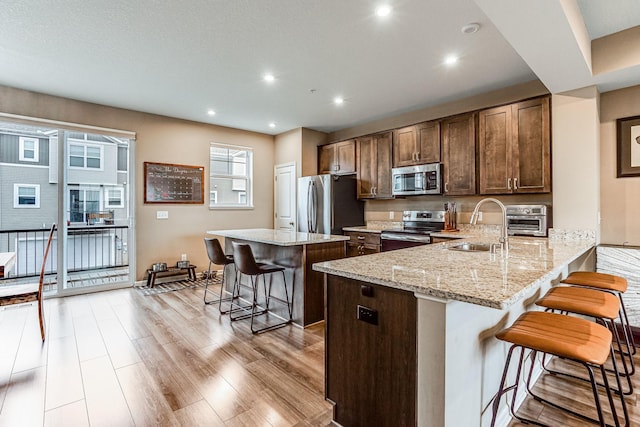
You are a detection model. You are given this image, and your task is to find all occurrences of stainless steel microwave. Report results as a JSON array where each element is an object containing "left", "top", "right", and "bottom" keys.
[{"left": 392, "top": 163, "right": 442, "bottom": 196}]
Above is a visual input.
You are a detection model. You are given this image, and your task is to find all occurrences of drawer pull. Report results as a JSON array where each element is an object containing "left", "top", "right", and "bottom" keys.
[{"left": 361, "top": 285, "right": 374, "bottom": 297}]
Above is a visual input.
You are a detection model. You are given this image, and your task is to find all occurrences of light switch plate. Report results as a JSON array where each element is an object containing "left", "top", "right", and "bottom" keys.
[{"left": 157, "top": 211, "right": 169, "bottom": 219}]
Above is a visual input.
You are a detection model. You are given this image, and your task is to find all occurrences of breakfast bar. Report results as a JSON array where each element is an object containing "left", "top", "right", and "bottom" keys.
[
  {"left": 207, "top": 228, "right": 348, "bottom": 327},
  {"left": 313, "top": 235, "right": 596, "bottom": 427}
]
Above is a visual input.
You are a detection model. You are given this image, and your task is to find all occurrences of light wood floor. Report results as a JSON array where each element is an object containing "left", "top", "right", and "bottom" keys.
[
  {"left": 1, "top": 284, "right": 639, "bottom": 426},
  {"left": 0, "top": 285, "right": 332, "bottom": 426}
]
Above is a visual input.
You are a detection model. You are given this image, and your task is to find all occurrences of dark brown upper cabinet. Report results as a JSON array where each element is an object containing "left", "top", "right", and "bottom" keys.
[
  {"left": 318, "top": 139, "right": 356, "bottom": 175},
  {"left": 392, "top": 121, "right": 440, "bottom": 167},
  {"left": 356, "top": 131, "right": 393, "bottom": 199},
  {"left": 478, "top": 96, "right": 551, "bottom": 194},
  {"left": 441, "top": 113, "right": 476, "bottom": 196}
]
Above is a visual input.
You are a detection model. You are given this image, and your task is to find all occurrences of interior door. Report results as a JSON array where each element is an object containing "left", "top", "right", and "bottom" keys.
[{"left": 274, "top": 162, "right": 297, "bottom": 231}]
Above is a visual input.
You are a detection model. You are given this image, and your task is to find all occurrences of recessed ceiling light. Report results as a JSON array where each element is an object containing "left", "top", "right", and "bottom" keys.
[
  {"left": 269, "top": 122, "right": 276, "bottom": 128},
  {"left": 461, "top": 23, "right": 481, "bottom": 35},
  {"left": 207, "top": 110, "right": 216, "bottom": 116},
  {"left": 334, "top": 97, "right": 344, "bottom": 105},
  {"left": 376, "top": 5, "right": 391, "bottom": 17},
  {"left": 444, "top": 55, "right": 458, "bottom": 65},
  {"left": 264, "top": 73, "right": 275, "bottom": 82}
]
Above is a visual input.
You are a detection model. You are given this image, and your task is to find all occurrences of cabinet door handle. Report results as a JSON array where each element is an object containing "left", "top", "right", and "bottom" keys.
[
  {"left": 357, "top": 236, "right": 365, "bottom": 240},
  {"left": 513, "top": 178, "right": 518, "bottom": 190},
  {"left": 444, "top": 182, "right": 448, "bottom": 193},
  {"left": 416, "top": 151, "right": 420, "bottom": 161},
  {"left": 507, "top": 178, "right": 512, "bottom": 190}
]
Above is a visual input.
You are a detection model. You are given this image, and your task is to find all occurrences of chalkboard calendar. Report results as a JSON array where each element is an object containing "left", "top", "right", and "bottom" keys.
[{"left": 144, "top": 162, "right": 204, "bottom": 203}]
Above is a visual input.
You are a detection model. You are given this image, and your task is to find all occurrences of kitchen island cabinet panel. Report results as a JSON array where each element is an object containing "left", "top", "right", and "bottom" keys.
[{"left": 325, "top": 275, "right": 416, "bottom": 427}]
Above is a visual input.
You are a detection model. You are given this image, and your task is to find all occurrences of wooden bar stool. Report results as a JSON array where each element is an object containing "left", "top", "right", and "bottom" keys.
[
  {"left": 491, "top": 311, "right": 628, "bottom": 427},
  {"left": 229, "top": 242, "right": 293, "bottom": 334},
  {"left": 562, "top": 271, "right": 636, "bottom": 356},
  {"left": 536, "top": 286, "right": 634, "bottom": 396},
  {"left": 203, "top": 238, "right": 240, "bottom": 313}
]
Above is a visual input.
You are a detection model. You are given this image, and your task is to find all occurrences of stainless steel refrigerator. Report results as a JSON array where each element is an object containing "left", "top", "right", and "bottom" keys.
[{"left": 298, "top": 174, "right": 364, "bottom": 235}]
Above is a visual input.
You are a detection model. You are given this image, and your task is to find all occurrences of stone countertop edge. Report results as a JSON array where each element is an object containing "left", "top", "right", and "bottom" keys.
[
  {"left": 207, "top": 228, "right": 349, "bottom": 246},
  {"left": 342, "top": 226, "right": 383, "bottom": 234},
  {"left": 312, "top": 237, "right": 596, "bottom": 310}
]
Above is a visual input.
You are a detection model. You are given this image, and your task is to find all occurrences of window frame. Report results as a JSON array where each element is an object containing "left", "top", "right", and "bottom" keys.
[
  {"left": 19, "top": 136, "right": 39, "bottom": 162},
  {"left": 68, "top": 142, "right": 104, "bottom": 170},
  {"left": 209, "top": 143, "right": 253, "bottom": 209},
  {"left": 14, "top": 184, "right": 40, "bottom": 208},
  {"left": 105, "top": 187, "right": 124, "bottom": 209}
]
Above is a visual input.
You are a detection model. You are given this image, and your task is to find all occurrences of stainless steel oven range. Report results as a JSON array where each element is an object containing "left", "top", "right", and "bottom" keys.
[
  {"left": 506, "top": 204, "right": 550, "bottom": 237},
  {"left": 380, "top": 210, "right": 445, "bottom": 252}
]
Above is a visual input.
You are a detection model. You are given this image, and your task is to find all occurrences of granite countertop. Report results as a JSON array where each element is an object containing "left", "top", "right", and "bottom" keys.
[
  {"left": 343, "top": 221, "right": 403, "bottom": 234},
  {"left": 342, "top": 226, "right": 384, "bottom": 234},
  {"left": 207, "top": 228, "right": 349, "bottom": 246},
  {"left": 313, "top": 235, "right": 595, "bottom": 309}
]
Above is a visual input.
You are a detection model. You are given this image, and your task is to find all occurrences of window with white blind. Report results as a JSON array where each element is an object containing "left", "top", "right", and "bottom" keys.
[
  {"left": 14, "top": 184, "right": 40, "bottom": 208},
  {"left": 105, "top": 187, "right": 124, "bottom": 208},
  {"left": 19, "top": 136, "right": 39, "bottom": 162},
  {"left": 209, "top": 143, "right": 253, "bottom": 208}
]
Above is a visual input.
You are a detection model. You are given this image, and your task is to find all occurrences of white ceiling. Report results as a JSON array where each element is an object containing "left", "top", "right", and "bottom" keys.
[
  {"left": 0, "top": 1, "right": 638, "bottom": 135},
  {"left": 577, "top": 0, "right": 640, "bottom": 39}
]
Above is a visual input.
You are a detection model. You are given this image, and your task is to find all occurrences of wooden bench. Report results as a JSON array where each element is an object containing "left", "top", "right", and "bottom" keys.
[{"left": 146, "top": 264, "right": 197, "bottom": 287}]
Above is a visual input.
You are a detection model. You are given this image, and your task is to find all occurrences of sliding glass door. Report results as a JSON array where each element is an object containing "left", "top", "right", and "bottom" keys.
[{"left": 0, "top": 119, "right": 135, "bottom": 296}]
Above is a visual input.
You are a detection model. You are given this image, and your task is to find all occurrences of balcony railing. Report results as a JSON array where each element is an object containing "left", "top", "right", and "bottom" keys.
[{"left": 0, "top": 225, "right": 129, "bottom": 280}]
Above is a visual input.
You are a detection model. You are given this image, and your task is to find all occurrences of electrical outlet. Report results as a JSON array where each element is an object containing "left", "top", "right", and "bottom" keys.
[
  {"left": 156, "top": 211, "right": 169, "bottom": 219},
  {"left": 181, "top": 253, "right": 187, "bottom": 261},
  {"left": 477, "top": 211, "right": 483, "bottom": 221},
  {"left": 389, "top": 211, "right": 394, "bottom": 220}
]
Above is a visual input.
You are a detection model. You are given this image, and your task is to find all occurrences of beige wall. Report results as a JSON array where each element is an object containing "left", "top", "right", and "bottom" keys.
[
  {"left": 301, "top": 128, "right": 326, "bottom": 176},
  {"left": 0, "top": 85, "right": 275, "bottom": 281},
  {"left": 274, "top": 127, "right": 327, "bottom": 179},
  {"left": 551, "top": 87, "right": 600, "bottom": 237},
  {"left": 274, "top": 128, "right": 302, "bottom": 176},
  {"left": 600, "top": 84, "right": 640, "bottom": 245}
]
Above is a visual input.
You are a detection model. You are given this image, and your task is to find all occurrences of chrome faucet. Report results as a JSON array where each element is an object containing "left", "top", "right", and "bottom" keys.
[{"left": 470, "top": 198, "right": 508, "bottom": 250}]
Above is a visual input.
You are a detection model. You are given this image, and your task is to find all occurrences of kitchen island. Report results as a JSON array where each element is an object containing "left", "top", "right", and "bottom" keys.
[
  {"left": 313, "top": 234, "right": 596, "bottom": 427},
  {"left": 207, "top": 228, "right": 348, "bottom": 327}
]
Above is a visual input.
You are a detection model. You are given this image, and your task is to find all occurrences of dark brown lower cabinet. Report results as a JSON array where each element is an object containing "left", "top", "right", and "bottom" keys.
[{"left": 325, "top": 275, "right": 417, "bottom": 426}]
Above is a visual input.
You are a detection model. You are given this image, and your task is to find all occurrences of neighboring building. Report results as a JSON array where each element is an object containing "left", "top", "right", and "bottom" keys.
[
  {"left": 0, "top": 125, "right": 129, "bottom": 230},
  {"left": 0, "top": 124, "right": 131, "bottom": 278}
]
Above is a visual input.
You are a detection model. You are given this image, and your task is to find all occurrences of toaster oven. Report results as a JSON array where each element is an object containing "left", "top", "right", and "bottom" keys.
[{"left": 506, "top": 205, "right": 549, "bottom": 237}]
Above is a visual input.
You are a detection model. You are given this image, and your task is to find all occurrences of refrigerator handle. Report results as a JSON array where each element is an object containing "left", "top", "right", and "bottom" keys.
[
  {"left": 310, "top": 181, "right": 318, "bottom": 233},
  {"left": 307, "top": 181, "right": 313, "bottom": 232}
]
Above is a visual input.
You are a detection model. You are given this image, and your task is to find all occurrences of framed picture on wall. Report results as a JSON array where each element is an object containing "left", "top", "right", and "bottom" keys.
[
  {"left": 144, "top": 162, "right": 205, "bottom": 203},
  {"left": 617, "top": 115, "right": 640, "bottom": 178}
]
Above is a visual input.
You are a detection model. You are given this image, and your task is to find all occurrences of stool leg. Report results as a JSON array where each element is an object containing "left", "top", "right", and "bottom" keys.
[
  {"left": 282, "top": 270, "right": 292, "bottom": 320},
  {"left": 491, "top": 345, "right": 517, "bottom": 427},
  {"left": 607, "top": 319, "right": 633, "bottom": 395},
  {"left": 204, "top": 261, "right": 217, "bottom": 304},
  {"left": 618, "top": 294, "right": 636, "bottom": 355}
]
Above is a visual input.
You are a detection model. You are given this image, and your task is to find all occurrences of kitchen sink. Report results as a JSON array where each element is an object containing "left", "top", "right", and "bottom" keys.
[{"left": 448, "top": 242, "right": 494, "bottom": 252}]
